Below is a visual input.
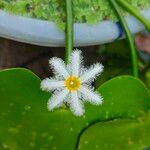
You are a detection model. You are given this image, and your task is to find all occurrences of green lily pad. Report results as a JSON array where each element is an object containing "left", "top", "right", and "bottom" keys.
[
  {"left": 0, "top": 68, "right": 149, "bottom": 150},
  {"left": 78, "top": 112, "right": 150, "bottom": 150}
]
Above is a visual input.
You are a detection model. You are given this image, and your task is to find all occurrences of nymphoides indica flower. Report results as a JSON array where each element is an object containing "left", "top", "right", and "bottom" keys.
[{"left": 41, "top": 49, "right": 104, "bottom": 116}]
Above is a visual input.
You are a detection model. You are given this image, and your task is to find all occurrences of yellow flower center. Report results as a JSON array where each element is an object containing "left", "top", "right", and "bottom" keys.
[{"left": 65, "top": 76, "right": 81, "bottom": 91}]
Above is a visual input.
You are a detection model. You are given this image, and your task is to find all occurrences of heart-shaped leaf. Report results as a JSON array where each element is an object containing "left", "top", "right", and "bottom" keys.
[
  {"left": 78, "top": 112, "right": 150, "bottom": 150},
  {"left": 0, "top": 68, "right": 149, "bottom": 149}
]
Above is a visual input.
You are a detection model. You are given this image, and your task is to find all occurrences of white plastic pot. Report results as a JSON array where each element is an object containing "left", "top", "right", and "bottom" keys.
[{"left": 0, "top": 9, "right": 150, "bottom": 47}]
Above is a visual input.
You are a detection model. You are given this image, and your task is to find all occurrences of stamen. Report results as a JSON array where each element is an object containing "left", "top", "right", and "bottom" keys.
[{"left": 65, "top": 76, "right": 81, "bottom": 91}]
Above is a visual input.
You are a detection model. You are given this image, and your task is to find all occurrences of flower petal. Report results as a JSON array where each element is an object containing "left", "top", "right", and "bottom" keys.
[
  {"left": 79, "top": 85, "right": 103, "bottom": 105},
  {"left": 80, "top": 63, "right": 103, "bottom": 83},
  {"left": 69, "top": 91, "right": 84, "bottom": 116},
  {"left": 47, "top": 89, "right": 69, "bottom": 110},
  {"left": 41, "top": 78, "right": 65, "bottom": 92},
  {"left": 49, "top": 57, "right": 70, "bottom": 78},
  {"left": 70, "top": 50, "right": 82, "bottom": 76}
]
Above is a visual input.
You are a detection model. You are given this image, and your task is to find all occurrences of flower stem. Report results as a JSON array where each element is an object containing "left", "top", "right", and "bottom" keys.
[
  {"left": 116, "top": 0, "right": 150, "bottom": 31},
  {"left": 109, "top": 0, "right": 139, "bottom": 77},
  {"left": 65, "top": 0, "right": 73, "bottom": 64}
]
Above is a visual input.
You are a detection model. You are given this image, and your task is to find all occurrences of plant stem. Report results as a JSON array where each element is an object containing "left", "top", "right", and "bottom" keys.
[
  {"left": 65, "top": 0, "right": 73, "bottom": 64},
  {"left": 109, "top": 0, "right": 139, "bottom": 77},
  {"left": 116, "top": 0, "right": 150, "bottom": 31}
]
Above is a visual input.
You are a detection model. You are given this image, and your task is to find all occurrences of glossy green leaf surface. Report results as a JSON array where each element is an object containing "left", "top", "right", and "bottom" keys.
[
  {"left": 78, "top": 112, "right": 150, "bottom": 150},
  {"left": 0, "top": 68, "right": 149, "bottom": 150}
]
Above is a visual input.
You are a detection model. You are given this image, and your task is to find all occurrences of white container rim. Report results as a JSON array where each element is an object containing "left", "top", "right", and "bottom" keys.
[{"left": 0, "top": 9, "right": 150, "bottom": 47}]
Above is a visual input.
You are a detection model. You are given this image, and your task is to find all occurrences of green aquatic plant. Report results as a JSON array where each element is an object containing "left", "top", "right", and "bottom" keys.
[
  {"left": 0, "top": 0, "right": 150, "bottom": 149},
  {"left": 0, "top": 0, "right": 150, "bottom": 29}
]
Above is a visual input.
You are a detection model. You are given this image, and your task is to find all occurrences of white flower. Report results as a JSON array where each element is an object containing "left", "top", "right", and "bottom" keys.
[{"left": 41, "top": 49, "right": 104, "bottom": 116}]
